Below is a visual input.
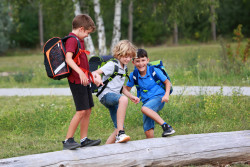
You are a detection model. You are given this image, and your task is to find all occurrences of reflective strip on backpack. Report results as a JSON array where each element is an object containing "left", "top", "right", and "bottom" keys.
[{"left": 54, "top": 62, "right": 66, "bottom": 74}]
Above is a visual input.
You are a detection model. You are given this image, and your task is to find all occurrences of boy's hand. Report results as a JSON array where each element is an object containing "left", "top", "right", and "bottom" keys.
[
  {"left": 130, "top": 95, "right": 140, "bottom": 104},
  {"left": 79, "top": 71, "right": 89, "bottom": 86},
  {"left": 92, "top": 72, "right": 103, "bottom": 86},
  {"left": 161, "top": 94, "right": 169, "bottom": 103}
]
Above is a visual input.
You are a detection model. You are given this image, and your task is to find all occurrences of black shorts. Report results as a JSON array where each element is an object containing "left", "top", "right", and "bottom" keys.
[{"left": 69, "top": 82, "right": 94, "bottom": 111}]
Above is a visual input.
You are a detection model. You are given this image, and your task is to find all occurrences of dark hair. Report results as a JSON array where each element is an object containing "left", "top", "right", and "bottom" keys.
[
  {"left": 72, "top": 14, "right": 96, "bottom": 32},
  {"left": 136, "top": 48, "right": 148, "bottom": 58}
]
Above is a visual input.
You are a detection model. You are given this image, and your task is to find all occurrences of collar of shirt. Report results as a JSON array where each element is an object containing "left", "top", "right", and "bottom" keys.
[{"left": 117, "top": 59, "right": 127, "bottom": 71}]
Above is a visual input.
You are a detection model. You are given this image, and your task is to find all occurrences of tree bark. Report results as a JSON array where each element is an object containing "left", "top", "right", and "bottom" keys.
[
  {"left": 210, "top": 0, "right": 217, "bottom": 41},
  {"left": 38, "top": 2, "right": 44, "bottom": 49},
  {"left": 110, "top": 0, "right": 122, "bottom": 54},
  {"left": 128, "top": 0, "right": 133, "bottom": 42},
  {"left": 72, "top": 0, "right": 96, "bottom": 57},
  {"left": 93, "top": 0, "right": 107, "bottom": 56},
  {"left": 173, "top": 21, "right": 178, "bottom": 45}
]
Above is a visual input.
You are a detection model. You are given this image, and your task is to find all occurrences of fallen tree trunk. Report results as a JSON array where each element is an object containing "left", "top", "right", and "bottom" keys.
[{"left": 0, "top": 130, "right": 249, "bottom": 167}]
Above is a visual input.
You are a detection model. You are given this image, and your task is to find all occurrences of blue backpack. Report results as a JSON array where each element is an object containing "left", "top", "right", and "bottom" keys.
[{"left": 132, "top": 60, "right": 173, "bottom": 98}]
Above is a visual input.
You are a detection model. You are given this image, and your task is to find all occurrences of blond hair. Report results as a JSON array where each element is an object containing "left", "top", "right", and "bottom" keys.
[
  {"left": 112, "top": 40, "right": 137, "bottom": 59},
  {"left": 72, "top": 14, "right": 96, "bottom": 32}
]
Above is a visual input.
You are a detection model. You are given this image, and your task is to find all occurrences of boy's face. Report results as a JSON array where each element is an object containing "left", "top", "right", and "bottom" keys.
[
  {"left": 132, "top": 57, "right": 149, "bottom": 72},
  {"left": 79, "top": 27, "right": 92, "bottom": 39},
  {"left": 119, "top": 55, "right": 132, "bottom": 66}
]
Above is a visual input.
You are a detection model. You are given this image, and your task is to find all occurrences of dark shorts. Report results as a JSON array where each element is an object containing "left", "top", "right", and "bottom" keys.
[{"left": 69, "top": 81, "right": 94, "bottom": 111}]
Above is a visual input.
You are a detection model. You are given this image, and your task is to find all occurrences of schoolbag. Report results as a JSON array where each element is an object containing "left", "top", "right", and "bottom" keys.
[
  {"left": 89, "top": 55, "right": 129, "bottom": 96},
  {"left": 43, "top": 35, "right": 88, "bottom": 80},
  {"left": 133, "top": 60, "right": 173, "bottom": 98}
]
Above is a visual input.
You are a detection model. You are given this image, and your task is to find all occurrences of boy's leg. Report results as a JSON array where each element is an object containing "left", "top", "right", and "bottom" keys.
[
  {"left": 116, "top": 96, "right": 128, "bottom": 132},
  {"left": 145, "top": 128, "right": 154, "bottom": 138},
  {"left": 80, "top": 108, "right": 91, "bottom": 139},
  {"left": 142, "top": 96, "right": 175, "bottom": 137},
  {"left": 66, "top": 110, "right": 86, "bottom": 139},
  {"left": 106, "top": 129, "right": 117, "bottom": 144},
  {"left": 141, "top": 106, "right": 165, "bottom": 125}
]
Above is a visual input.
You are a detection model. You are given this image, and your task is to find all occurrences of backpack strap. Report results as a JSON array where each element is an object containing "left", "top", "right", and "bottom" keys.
[
  {"left": 62, "top": 35, "right": 90, "bottom": 65},
  {"left": 132, "top": 68, "right": 141, "bottom": 98},
  {"left": 96, "top": 60, "right": 119, "bottom": 97}
]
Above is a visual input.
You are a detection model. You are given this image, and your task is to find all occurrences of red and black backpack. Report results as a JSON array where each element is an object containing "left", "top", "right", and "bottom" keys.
[{"left": 43, "top": 36, "right": 82, "bottom": 80}]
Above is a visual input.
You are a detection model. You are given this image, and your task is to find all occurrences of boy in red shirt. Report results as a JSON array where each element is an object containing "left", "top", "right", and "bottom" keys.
[{"left": 63, "top": 14, "right": 102, "bottom": 150}]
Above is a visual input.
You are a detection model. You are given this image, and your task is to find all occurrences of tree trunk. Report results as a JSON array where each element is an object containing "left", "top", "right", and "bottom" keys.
[
  {"left": 173, "top": 21, "right": 178, "bottom": 45},
  {"left": 93, "top": 0, "right": 107, "bottom": 56},
  {"left": 128, "top": 0, "right": 133, "bottom": 42},
  {"left": 38, "top": 2, "right": 44, "bottom": 49},
  {"left": 110, "top": 0, "right": 122, "bottom": 54},
  {"left": 210, "top": 0, "right": 217, "bottom": 41},
  {"left": 72, "top": 0, "right": 96, "bottom": 57},
  {"left": 1, "top": 131, "right": 249, "bottom": 167}
]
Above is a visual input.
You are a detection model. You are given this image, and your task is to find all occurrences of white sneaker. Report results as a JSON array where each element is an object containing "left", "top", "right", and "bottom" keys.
[{"left": 115, "top": 130, "right": 131, "bottom": 143}]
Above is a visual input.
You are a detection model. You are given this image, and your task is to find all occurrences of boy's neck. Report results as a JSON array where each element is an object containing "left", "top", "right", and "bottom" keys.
[
  {"left": 72, "top": 29, "right": 80, "bottom": 38},
  {"left": 139, "top": 69, "right": 147, "bottom": 77}
]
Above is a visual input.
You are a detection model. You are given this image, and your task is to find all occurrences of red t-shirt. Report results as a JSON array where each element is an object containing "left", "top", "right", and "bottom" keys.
[{"left": 65, "top": 33, "right": 89, "bottom": 84}]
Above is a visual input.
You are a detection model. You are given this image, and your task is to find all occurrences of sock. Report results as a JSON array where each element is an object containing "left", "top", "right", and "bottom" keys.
[
  {"left": 80, "top": 137, "right": 87, "bottom": 143},
  {"left": 64, "top": 139, "right": 68, "bottom": 143},
  {"left": 161, "top": 122, "right": 167, "bottom": 126}
]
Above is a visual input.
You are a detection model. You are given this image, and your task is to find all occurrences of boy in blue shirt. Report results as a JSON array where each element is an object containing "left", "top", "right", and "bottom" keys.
[{"left": 125, "top": 49, "right": 175, "bottom": 138}]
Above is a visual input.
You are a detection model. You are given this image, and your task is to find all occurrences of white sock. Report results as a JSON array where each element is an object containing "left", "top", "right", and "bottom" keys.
[{"left": 80, "top": 137, "right": 87, "bottom": 143}]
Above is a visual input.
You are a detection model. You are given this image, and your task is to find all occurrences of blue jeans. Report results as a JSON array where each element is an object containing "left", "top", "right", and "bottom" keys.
[
  {"left": 142, "top": 96, "right": 165, "bottom": 131},
  {"left": 100, "top": 93, "right": 122, "bottom": 128}
]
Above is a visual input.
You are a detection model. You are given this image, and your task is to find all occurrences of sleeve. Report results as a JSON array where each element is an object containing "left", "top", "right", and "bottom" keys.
[
  {"left": 65, "top": 37, "right": 78, "bottom": 55},
  {"left": 126, "top": 72, "right": 135, "bottom": 87},
  {"left": 99, "top": 61, "right": 115, "bottom": 76},
  {"left": 154, "top": 68, "right": 168, "bottom": 82}
]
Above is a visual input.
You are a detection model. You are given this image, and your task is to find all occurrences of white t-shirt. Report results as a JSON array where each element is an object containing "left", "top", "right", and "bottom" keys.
[{"left": 97, "top": 60, "right": 127, "bottom": 100}]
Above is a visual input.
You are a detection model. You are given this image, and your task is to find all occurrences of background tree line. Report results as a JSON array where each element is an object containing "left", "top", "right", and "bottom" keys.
[{"left": 0, "top": 0, "right": 249, "bottom": 55}]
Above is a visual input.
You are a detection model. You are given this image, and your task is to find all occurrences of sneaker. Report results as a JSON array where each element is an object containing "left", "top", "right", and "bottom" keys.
[
  {"left": 162, "top": 124, "right": 175, "bottom": 137},
  {"left": 62, "top": 137, "right": 81, "bottom": 150},
  {"left": 115, "top": 130, "right": 131, "bottom": 143},
  {"left": 81, "top": 138, "right": 101, "bottom": 147}
]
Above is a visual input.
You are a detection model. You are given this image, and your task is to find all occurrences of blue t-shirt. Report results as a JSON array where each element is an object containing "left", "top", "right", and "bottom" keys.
[{"left": 127, "top": 66, "right": 168, "bottom": 104}]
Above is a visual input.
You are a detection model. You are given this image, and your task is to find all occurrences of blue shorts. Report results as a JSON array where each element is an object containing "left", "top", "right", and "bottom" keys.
[
  {"left": 100, "top": 93, "right": 122, "bottom": 128},
  {"left": 142, "top": 96, "right": 165, "bottom": 131}
]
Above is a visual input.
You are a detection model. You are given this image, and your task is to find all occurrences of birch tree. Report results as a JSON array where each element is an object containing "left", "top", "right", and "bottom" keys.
[
  {"left": 110, "top": 0, "right": 122, "bottom": 54},
  {"left": 93, "top": 0, "right": 107, "bottom": 56},
  {"left": 128, "top": 0, "right": 133, "bottom": 42},
  {"left": 72, "top": 0, "right": 96, "bottom": 57},
  {"left": 38, "top": 2, "right": 44, "bottom": 49}
]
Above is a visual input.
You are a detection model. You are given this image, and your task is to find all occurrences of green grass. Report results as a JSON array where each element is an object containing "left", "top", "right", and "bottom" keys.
[
  {"left": 0, "top": 94, "right": 249, "bottom": 159},
  {"left": 0, "top": 43, "right": 249, "bottom": 87}
]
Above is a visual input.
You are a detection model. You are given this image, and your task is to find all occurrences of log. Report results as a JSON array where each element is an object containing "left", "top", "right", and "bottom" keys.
[{"left": 0, "top": 131, "right": 249, "bottom": 167}]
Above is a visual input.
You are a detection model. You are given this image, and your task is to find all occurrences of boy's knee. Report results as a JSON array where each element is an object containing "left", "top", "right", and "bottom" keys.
[
  {"left": 77, "top": 109, "right": 90, "bottom": 118},
  {"left": 119, "top": 96, "right": 128, "bottom": 104}
]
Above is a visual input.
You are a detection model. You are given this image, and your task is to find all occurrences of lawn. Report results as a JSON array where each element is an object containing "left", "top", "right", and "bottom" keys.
[
  {"left": 0, "top": 43, "right": 249, "bottom": 87},
  {"left": 0, "top": 94, "right": 249, "bottom": 159}
]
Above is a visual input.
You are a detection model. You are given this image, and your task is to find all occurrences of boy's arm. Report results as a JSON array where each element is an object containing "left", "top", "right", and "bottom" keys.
[
  {"left": 65, "top": 52, "right": 88, "bottom": 86},
  {"left": 161, "top": 79, "right": 171, "bottom": 103},
  {"left": 123, "top": 86, "right": 140, "bottom": 104}
]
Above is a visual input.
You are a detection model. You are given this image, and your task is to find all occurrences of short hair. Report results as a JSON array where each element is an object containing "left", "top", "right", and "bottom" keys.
[
  {"left": 136, "top": 48, "right": 148, "bottom": 59},
  {"left": 72, "top": 14, "right": 96, "bottom": 32},
  {"left": 112, "top": 40, "right": 137, "bottom": 59}
]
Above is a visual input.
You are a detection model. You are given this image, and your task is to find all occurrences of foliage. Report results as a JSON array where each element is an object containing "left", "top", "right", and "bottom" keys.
[
  {"left": 219, "top": 24, "right": 249, "bottom": 74},
  {"left": 0, "top": 1, "right": 13, "bottom": 53},
  {"left": 1, "top": 0, "right": 249, "bottom": 52}
]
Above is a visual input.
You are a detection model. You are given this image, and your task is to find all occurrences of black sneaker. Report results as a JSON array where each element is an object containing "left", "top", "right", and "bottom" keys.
[
  {"left": 81, "top": 138, "right": 101, "bottom": 147},
  {"left": 162, "top": 124, "right": 175, "bottom": 137},
  {"left": 62, "top": 137, "right": 81, "bottom": 150}
]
